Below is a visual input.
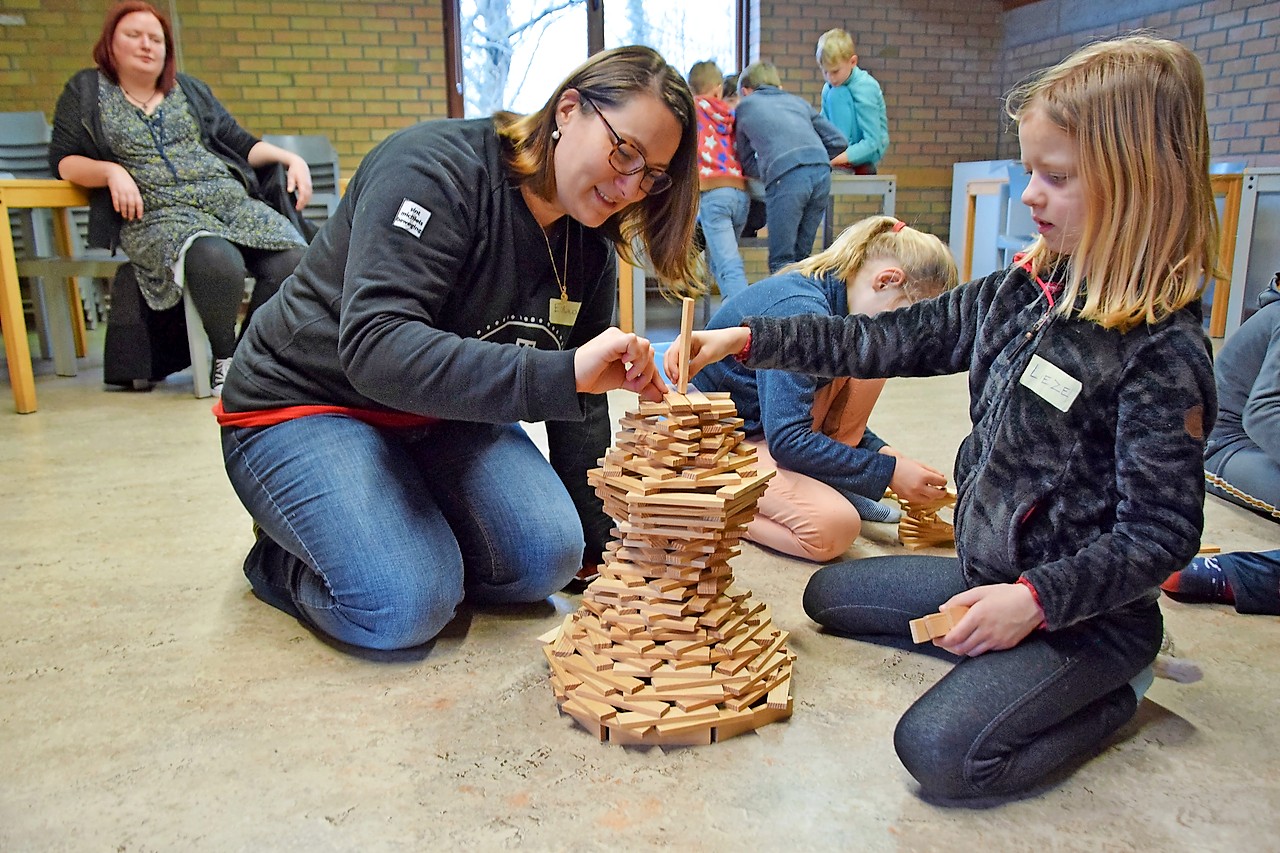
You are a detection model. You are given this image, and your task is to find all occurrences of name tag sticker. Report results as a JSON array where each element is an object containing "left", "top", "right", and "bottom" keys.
[
  {"left": 549, "top": 297, "right": 581, "bottom": 326},
  {"left": 392, "top": 199, "right": 431, "bottom": 238},
  {"left": 1019, "top": 354, "right": 1082, "bottom": 412}
]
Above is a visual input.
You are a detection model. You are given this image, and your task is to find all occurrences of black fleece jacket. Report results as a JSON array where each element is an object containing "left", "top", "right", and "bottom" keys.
[
  {"left": 743, "top": 264, "right": 1216, "bottom": 631},
  {"left": 223, "top": 118, "right": 618, "bottom": 559}
]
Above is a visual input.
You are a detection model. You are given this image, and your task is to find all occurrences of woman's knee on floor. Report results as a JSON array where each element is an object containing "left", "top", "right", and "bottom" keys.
[
  {"left": 303, "top": 557, "right": 465, "bottom": 651},
  {"left": 466, "top": 520, "right": 583, "bottom": 604}
]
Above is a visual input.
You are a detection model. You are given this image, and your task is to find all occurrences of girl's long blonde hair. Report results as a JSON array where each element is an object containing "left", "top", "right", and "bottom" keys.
[
  {"left": 786, "top": 215, "right": 957, "bottom": 303},
  {"left": 1007, "top": 34, "right": 1218, "bottom": 331}
]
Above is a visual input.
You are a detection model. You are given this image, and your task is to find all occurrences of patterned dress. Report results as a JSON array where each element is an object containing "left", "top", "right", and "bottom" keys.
[{"left": 99, "top": 76, "right": 305, "bottom": 311}]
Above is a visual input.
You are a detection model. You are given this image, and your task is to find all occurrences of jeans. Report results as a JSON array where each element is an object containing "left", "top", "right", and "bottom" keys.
[
  {"left": 222, "top": 416, "right": 583, "bottom": 650},
  {"left": 764, "top": 164, "right": 831, "bottom": 272},
  {"left": 803, "top": 554, "right": 1162, "bottom": 800},
  {"left": 1212, "top": 549, "right": 1280, "bottom": 614},
  {"left": 697, "top": 187, "right": 750, "bottom": 301}
]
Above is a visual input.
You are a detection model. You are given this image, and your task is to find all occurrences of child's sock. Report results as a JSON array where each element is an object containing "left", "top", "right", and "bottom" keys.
[
  {"left": 1129, "top": 665, "right": 1155, "bottom": 704},
  {"left": 1160, "top": 555, "right": 1235, "bottom": 604},
  {"left": 850, "top": 493, "right": 902, "bottom": 523}
]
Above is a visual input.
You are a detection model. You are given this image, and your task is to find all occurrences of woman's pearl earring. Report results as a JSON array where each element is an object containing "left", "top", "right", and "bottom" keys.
[{"left": 551, "top": 128, "right": 561, "bottom": 141}]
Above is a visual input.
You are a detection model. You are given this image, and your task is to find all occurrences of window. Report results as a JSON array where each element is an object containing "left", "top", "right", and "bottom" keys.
[{"left": 449, "top": 0, "right": 742, "bottom": 118}]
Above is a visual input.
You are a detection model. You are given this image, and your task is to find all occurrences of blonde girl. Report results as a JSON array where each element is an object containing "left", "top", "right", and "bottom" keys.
[
  {"left": 670, "top": 35, "right": 1217, "bottom": 801},
  {"left": 678, "top": 215, "right": 956, "bottom": 562}
]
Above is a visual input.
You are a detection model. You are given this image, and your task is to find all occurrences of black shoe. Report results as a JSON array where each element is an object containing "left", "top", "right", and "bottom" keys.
[{"left": 211, "top": 357, "right": 232, "bottom": 398}]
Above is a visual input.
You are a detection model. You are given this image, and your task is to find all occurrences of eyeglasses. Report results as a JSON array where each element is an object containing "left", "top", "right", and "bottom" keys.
[{"left": 579, "top": 94, "right": 672, "bottom": 195}]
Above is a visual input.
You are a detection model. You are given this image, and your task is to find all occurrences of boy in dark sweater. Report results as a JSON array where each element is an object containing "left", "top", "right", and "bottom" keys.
[{"left": 734, "top": 61, "right": 847, "bottom": 272}]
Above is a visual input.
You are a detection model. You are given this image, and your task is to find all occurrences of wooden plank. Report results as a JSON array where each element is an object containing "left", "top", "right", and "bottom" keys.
[
  {"left": 908, "top": 605, "right": 969, "bottom": 643},
  {"left": 677, "top": 296, "right": 696, "bottom": 393}
]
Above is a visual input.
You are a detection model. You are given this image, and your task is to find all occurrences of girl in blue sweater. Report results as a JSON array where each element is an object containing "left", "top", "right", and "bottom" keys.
[
  {"left": 689, "top": 215, "right": 956, "bottom": 561},
  {"left": 670, "top": 35, "right": 1217, "bottom": 801}
]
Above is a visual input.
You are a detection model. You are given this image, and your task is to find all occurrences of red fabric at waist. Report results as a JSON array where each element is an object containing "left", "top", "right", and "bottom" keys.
[{"left": 213, "top": 399, "right": 438, "bottom": 429}]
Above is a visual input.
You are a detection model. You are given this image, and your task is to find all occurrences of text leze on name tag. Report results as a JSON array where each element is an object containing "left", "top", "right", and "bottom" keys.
[{"left": 1019, "top": 353, "right": 1082, "bottom": 412}]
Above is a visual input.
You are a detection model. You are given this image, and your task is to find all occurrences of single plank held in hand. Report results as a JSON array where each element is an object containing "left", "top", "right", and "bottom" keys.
[{"left": 678, "top": 296, "right": 695, "bottom": 394}]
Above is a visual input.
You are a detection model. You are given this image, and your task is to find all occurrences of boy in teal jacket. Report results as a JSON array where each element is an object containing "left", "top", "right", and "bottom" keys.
[{"left": 817, "top": 28, "right": 889, "bottom": 174}]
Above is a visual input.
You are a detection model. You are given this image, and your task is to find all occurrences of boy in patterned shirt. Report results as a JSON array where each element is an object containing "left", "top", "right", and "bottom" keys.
[{"left": 688, "top": 61, "right": 750, "bottom": 300}]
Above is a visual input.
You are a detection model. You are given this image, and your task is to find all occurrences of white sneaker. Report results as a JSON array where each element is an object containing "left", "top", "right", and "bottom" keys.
[{"left": 211, "top": 357, "right": 232, "bottom": 398}]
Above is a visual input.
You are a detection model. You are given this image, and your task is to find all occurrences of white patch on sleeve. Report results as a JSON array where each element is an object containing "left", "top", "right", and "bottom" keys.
[{"left": 392, "top": 199, "right": 431, "bottom": 238}]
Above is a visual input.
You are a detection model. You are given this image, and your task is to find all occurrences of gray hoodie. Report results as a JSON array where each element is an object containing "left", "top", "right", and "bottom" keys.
[
  {"left": 1206, "top": 278, "right": 1280, "bottom": 468},
  {"left": 734, "top": 85, "right": 847, "bottom": 185}
]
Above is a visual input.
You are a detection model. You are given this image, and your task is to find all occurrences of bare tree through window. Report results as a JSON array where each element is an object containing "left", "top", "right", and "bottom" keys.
[
  {"left": 459, "top": 0, "right": 736, "bottom": 118},
  {"left": 461, "top": 0, "right": 586, "bottom": 117}
]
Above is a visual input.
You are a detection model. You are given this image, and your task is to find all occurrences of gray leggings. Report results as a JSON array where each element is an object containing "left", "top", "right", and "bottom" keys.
[
  {"left": 802, "top": 555, "right": 1163, "bottom": 801},
  {"left": 1205, "top": 444, "right": 1280, "bottom": 517}
]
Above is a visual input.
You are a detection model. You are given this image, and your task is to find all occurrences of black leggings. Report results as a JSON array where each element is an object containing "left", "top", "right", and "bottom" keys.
[
  {"left": 802, "top": 554, "right": 1162, "bottom": 800},
  {"left": 182, "top": 236, "right": 303, "bottom": 359}
]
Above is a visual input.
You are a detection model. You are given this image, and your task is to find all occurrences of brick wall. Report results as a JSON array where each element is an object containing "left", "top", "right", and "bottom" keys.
[
  {"left": 1000, "top": 0, "right": 1280, "bottom": 166},
  {"left": 5, "top": 1, "right": 1274, "bottom": 240},
  {"left": 0, "top": 1, "right": 104, "bottom": 128},
  {"left": 0, "top": 0, "right": 449, "bottom": 177},
  {"left": 751, "top": 0, "right": 1007, "bottom": 246},
  {"left": 178, "top": 0, "right": 448, "bottom": 175}
]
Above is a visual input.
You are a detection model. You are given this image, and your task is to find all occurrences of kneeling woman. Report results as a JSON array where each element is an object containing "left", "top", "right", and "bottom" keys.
[{"left": 217, "top": 46, "right": 701, "bottom": 650}]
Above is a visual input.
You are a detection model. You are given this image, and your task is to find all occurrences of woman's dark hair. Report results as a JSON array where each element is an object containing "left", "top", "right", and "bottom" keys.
[
  {"left": 495, "top": 45, "right": 702, "bottom": 296},
  {"left": 92, "top": 1, "right": 178, "bottom": 94}
]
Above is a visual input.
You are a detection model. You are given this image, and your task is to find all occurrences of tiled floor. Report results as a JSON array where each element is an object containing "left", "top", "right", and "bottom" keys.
[{"left": 2, "top": 329, "right": 1278, "bottom": 851}]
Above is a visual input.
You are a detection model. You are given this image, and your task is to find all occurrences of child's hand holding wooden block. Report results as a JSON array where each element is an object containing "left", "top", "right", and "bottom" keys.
[{"left": 908, "top": 605, "right": 970, "bottom": 644}]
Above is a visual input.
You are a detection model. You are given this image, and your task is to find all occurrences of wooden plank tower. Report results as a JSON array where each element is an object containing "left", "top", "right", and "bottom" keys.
[{"left": 541, "top": 299, "right": 795, "bottom": 745}]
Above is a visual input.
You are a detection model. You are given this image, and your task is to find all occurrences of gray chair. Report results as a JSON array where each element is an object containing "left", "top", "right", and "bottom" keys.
[
  {"left": 68, "top": 206, "right": 109, "bottom": 328},
  {"left": 0, "top": 111, "right": 51, "bottom": 177},
  {"left": 994, "top": 162, "right": 1036, "bottom": 269},
  {"left": 261, "top": 134, "right": 341, "bottom": 228}
]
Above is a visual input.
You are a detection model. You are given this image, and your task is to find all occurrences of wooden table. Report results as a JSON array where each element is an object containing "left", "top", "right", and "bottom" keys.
[
  {"left": 1, "top": 178, "right": 95, "bottom": 413},
  {"left": 1209, "top": 172, "right": 1243, "bottom": 338}
]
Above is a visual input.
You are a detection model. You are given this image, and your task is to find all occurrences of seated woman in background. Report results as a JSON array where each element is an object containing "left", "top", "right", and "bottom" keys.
[
  {"left": 674, "top": 215, "right": 957, "bottom": 561},
  {"left": 49, "top": 0, "right": 311, "bottom": 396},
  {"left": 1162, "top": 278, "right": 1280, "bottom": 614}
]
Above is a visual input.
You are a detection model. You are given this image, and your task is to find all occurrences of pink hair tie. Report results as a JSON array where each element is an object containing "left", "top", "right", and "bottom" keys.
[{"left": 891, "top": 220, "right": 907, "bottom": 232}]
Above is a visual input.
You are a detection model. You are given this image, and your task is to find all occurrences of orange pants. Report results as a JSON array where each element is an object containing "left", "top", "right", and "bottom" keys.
[{"left": 743, "top": 376, "right": 886, "bottom": 562}]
